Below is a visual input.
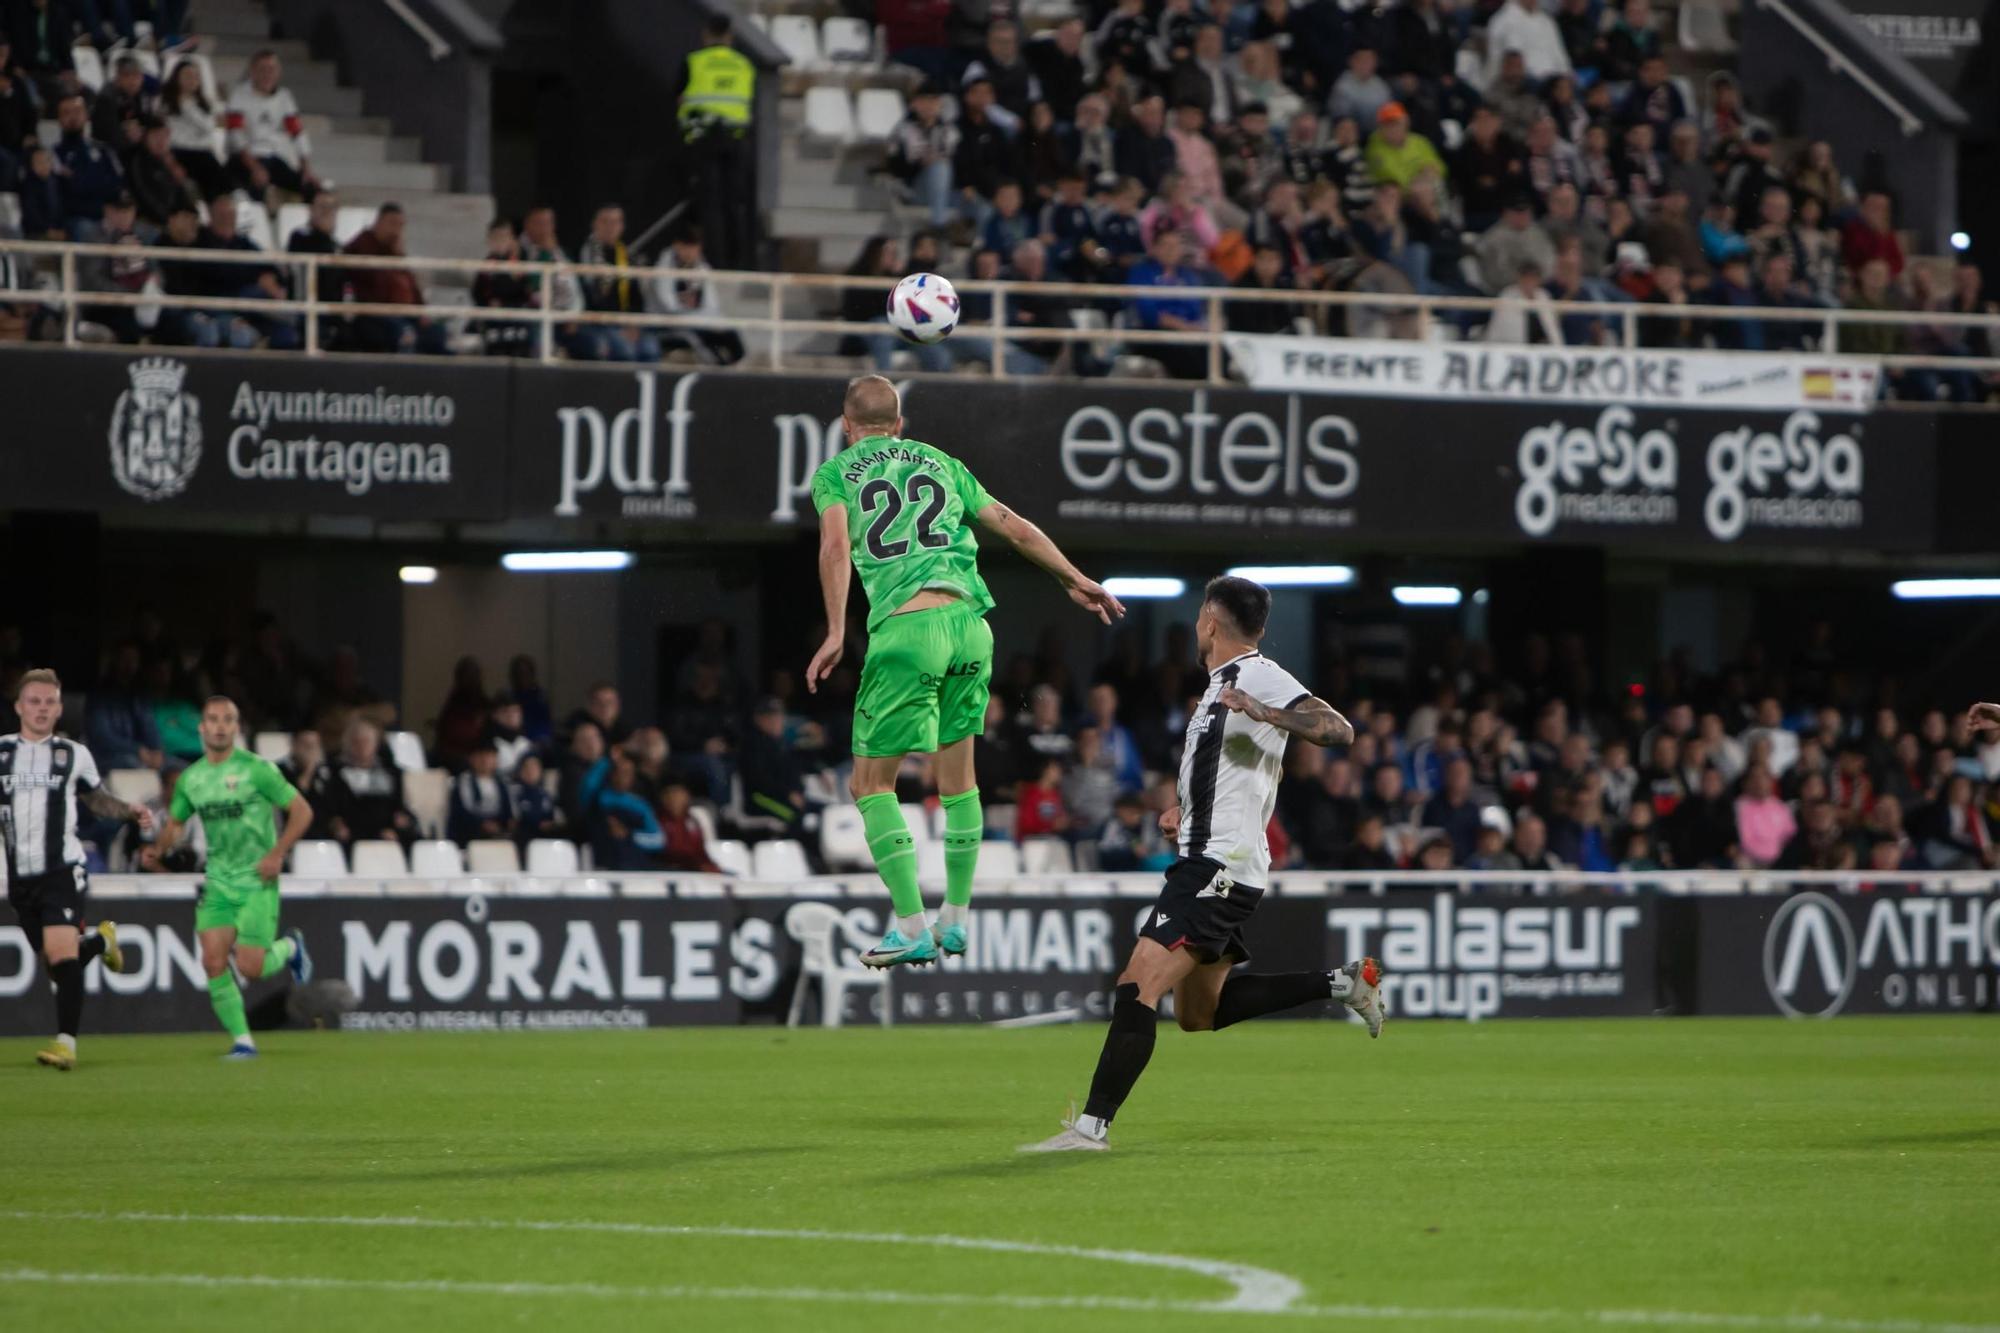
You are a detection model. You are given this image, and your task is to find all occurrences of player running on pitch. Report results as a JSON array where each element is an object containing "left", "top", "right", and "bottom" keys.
[
  {"left": 143, "top": 695, "right": 314, "bottom": 1059},
  {"left": 806, "top": 374, "right": 1123, "bottom": 967},
  {"left": 2, "top": 669, "right": 154, "bottom": 1069},
  {"left": 1023, "top": 576, "right": 1385, "bottom": 1152}
]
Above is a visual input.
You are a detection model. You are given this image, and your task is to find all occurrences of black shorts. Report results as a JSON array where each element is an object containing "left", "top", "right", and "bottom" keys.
[
  {"left": 6, "top": 864, "right": 90, "bottom": 930},
  {"left": 1137, "top": 857, "right": 1264, "bottom": 966}
]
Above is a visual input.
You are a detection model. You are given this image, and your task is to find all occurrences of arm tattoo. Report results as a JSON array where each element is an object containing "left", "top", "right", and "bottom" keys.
[
  {"left": 1266, "top": 699, "right": 1355, "bottom": 748},
  {"left": 81, "top": 788, "right": 135, "bottom": 820}
]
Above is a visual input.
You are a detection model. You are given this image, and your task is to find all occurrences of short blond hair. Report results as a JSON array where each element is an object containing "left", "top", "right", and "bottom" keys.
[
  {"left": 15, "top": 668, "right": 60, "bottom": 700},
  {"left": 843, "top": 374, "right": 901, "bottom": 431}
]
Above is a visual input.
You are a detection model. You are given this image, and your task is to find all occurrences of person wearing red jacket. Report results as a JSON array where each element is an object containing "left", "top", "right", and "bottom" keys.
[
  {"left": 1015, "top": 758, "right": 1072, "bottom": 840},
  {"left": 1840, "top": 189, "right": 1904, "bottom": 278}
]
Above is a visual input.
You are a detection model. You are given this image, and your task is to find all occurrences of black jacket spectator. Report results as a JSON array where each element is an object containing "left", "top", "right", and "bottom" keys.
[
  {"left": 952, "top": 99, "right": 1020, "bottom": 200},
  {"left": 334, "top": 753, "right": 416, "bottom": 846},
  {"left": 1027, "top": 29, "right": 1087, "bottom": 121},
  {"left": 1389, "top": 0, "right": 1459, "bottom": 78},
  {"left": 447, "top": 764, "right": 517, "bottom": 846},
  {"left": 1115, "top": 117, "right": 1177, "bottom": 194},
  {"left": 277, "top": 753, "right": 347, "bottom": 843},
  {"left": 1450, "top": 121, "right": 1526, "bottom": 230},
  {"left": 54, "top": 124, "right": 124, "bottom": 228},
  {"left": 1226, "top": 261, "right": 1300, "bottom": 333}
]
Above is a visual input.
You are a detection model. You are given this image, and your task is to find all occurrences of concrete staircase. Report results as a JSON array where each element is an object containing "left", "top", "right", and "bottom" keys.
[{"left": 195, "top": 0, "right": 493, "bottom": 260}]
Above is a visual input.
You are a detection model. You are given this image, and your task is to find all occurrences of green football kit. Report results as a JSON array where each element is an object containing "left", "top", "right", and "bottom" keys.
[
  {"left": 810, "top": 435, "right": 997, "bottom": 758},
  {"left": 171, "top": 746, "right": 302, "bottom": 1046},
  {"left": 811, "top": 434, "right": 997, "bottom": 958}
]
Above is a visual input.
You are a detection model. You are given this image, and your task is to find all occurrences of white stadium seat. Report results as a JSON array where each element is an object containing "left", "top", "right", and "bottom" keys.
[
  {"left": 252, "top": 730, "right": 291, "bottom": 761},
  {"left": 917, "top": 840, "right": 946, "bottom": 886},
  {"left": 801, "top": 86, "right": 855, "bottom": 146},
  {"left": 854, "top": 88, "right": 904, "bottom": 142},
  {"left": 821, "top": 16, "right": 873, "bottom": 63},
  {"left": 819, "top": 804, "right": 870, "bottom": 870},
  {"left": 403, "top": 768, "right": 449, "bottom": 838},
  {"left": 900, "top": 803, "right": 933, "bottom": 847},
  {"left": 709, "top": 838, "right": 752, "bottom": 877},
  {"left": 409, "top": 839, "right": 463, "bottom": 877},
  {"left": 72, "top": 45, "right": 105, "bottom": 91},
  {"left": 751, "top": 839, "right": 812, "bottom": 882},
  {"left": 385, "top": 730, "right": 427, "bottom": 771},
  {"left": 105, "top": 768, "right": 162, "bottom": 806},
  {"left": 273, "top": 203, "right": 311, "bottom": 246},
  {"left": 467, "top": 839, "right": 521, "bottom": 874},
  {"left": 688, "top": 803, "right": 719, "bottom": 847},
  {"left": 350, "top": 840, "right": 409, "bottom": 877},
  {"left": 232, "top": 192, "right": 275, "bottom": 251},
  {"left": 558, "top": 877, "right": 615, "bottom": 897},
  {"left": 1021, "top": 837, "right": 1074, "bottom": 875},
  {"left": 769, "top": 14, "right": 822, "bottom": 68},
  {"left": 974, "top": 839, "right": 1023, "bottom": 881},
  {"left": 526, "top": 839, "right": 580, "bottom": 876},
  {"left": 289, "top": 840, "right": 346, "bottom": 877}
]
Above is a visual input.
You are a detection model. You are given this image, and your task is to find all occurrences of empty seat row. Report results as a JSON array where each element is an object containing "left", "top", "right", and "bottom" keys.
[
  {"left": 800, "top": 85, "right": 906, "bottom": 146},
  {"left": 251, "top": 729, "right": 427, "bottom": 771},
  {"left": 288, "top": 837, "right": 582, "bottom": 878},
  {"left": 755, "top": 14, "right": 878, "bottom": 70}
]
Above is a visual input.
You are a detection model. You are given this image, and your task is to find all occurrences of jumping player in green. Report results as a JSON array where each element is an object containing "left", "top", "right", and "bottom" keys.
[
  {"left": 143, "top": 695, "right": 315, "bottom": 1058},
  {"left": 806, "top": 375, "right": 1123, "bottom": 967}
]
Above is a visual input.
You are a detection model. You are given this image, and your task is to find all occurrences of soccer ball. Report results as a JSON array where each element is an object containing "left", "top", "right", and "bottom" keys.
[{"left": 887, "top": 272, "right": 960, "bottom": 344}]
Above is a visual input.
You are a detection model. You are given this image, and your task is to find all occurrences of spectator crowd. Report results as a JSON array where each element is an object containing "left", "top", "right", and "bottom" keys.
[
  {"left": 15, "top": 599, "right": 2000, "bottom": 886},
  {"left": 4, "top": 0, "right": 1994, "bottom": 393}
]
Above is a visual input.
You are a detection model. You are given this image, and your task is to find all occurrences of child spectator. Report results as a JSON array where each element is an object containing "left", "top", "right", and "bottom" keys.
[{"left": 447, "top": 739, "right": 516, "bottom": 846}]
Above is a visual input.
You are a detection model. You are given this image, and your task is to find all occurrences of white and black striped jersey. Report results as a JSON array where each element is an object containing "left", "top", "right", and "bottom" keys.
[
  {"left": 0, "top": 735, "right": 103, "bottom": 878},
  {"left": 1176, "top": 651, "right": 1313, "bottom": 887}
]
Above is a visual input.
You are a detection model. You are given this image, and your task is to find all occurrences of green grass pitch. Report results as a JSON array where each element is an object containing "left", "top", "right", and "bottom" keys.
[{"left": 1, "top": 1017, "right": 1995, "bottom": 1332}]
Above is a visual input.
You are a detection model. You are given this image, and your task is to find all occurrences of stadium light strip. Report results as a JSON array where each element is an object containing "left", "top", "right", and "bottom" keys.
[
  {"left": 398, "top": 566, "right": 438, "bottom": 585},
  {"left": 500, "top": 551, "right": 635, "bottom": 574},
  {"left": 1392, "top": 585, "right": 1463, "bottom": 607},
  {"left": 1890, "top": 578, "right": 2000, "bottom": 600},
  {"left": 1225, "top": 565, "right": 1356, "bottom": 587},
  {"left": 1102, "top": 577, "right": 1186, "bottom": 599}
]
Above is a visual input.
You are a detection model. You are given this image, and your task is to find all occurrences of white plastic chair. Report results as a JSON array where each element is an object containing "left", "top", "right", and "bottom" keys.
[
  {"left": 819, "top": 804, "right": 870, "bottom": 869},
  {"left": 1021, "top": 837, "right": 1075, "bottom": 875},
  {"left": 709, "top": 838, "right": 752, "bottom": 877},
  {"left": 785, "top": 901, "right": 890, "bottom": 1028},
  {"left": 526, "top": 838, "right": 580, "bottom": 876},
  {"left": 752, "top": 839, "right": 812, "bottom": 882},
  {"left": 273, "top": 202, "right": 311, "bottom": 246},
  {"left": 252, "top": 730, "right": 291, "bottom": 761},
  {"left": 558, "top": 877, "right": 614, "bottom": 897},
  {"left": 467, "top": 839, "right": 521, "bottom": 874},
  {"left": 854, "top": 88, "right": 904, "bottom": 142},
  {"left": 900, "top": 803, "right": 934, "bottom": 846},
  {"left": 769, "top": 14, "right": 822, "bottom": 68},
  {"left": 916, "top": 840, "right": 947, "bottom": 886},
  {"left": 409, "top": 839, "right": 463, "bottom": 877},
  {"left": 384, "top": 730, "right": 427, "bottom": 771},
  {"left": 801, "top": 86, "right": 856, "bottom": 146},
  {"left": 688, "top": 803, "right": 719, "bottom": 847},
  {"left": 350, "top": 840, "right": 409, "bottom": 877},
  {"left": 403, "top": 768, "right": 449, "bottom": 838},
  {"left": 105, "top": 768, "right": 162, "bottom": 806},
  {"left": 232, "top": 193, "right": 274, "bottom": 250},
  {"left": 821, "top": 16, "right": 873, "bottom": 63},
  {"left": 289, "top": 840, "right": 347, "bottom": 877}
]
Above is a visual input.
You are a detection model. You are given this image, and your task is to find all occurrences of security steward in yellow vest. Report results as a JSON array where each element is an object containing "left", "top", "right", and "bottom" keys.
[{"left": 678, "top": 16, "right": 757, "bottom": 269}]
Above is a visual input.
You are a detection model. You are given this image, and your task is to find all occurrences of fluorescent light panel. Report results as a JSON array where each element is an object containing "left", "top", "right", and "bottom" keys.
[
  {"left": 1226, "top": 564, "right": 1356, "bottom": 587},
  {"left": 1102, "top": 576, "right": 1186, "bottom": 598},
  {"left": 398, "top": 565, "right": 438, "bottom": 585},
  {"left": 1891, "top": 578, "right": 2000, "bottom": 600},
  {"left": 500, "top": 550, "right": 635, "bottom": 573},
  {"left": 1393, "top": 585, "right": 1463, "bottom": 607}
]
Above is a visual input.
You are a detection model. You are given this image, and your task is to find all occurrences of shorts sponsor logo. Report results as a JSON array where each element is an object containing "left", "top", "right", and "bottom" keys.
[{"left": 109, "top": 357, "right": 203, "bottom": 502}]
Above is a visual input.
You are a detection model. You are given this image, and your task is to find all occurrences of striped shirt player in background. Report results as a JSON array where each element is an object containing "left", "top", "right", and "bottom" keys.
[
  {"left": 3, "top": 669, "right": 155, "bottom": 1070},
  {"left": 1023, "top": 577, "right": 1387, "bottom": 1153}
]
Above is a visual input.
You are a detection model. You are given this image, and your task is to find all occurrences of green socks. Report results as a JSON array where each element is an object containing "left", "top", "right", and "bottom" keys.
[
  {"left": 858, "top": 792, "right": 924, "bottom": 920},
  {"left": 207, "top": 973, "right": 249, "bottom": 1040},
  {"left": 258, "top": 938, "right": 294, "bottom": 979},
  {"left": 941, "top": 789, "right": 982, "bottom": 911}
]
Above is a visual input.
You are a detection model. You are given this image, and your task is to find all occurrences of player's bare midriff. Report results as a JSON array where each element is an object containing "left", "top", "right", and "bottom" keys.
[{"left": 891, "top": 588, "right": 962, "bottom": 616}]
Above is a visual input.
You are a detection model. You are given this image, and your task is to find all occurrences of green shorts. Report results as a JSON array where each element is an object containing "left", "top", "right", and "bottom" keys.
[
  {"left": 854, "top": 599, "right": 994, "bottom": 758},
  {"left": 194, "top": 881, "right": 281, "bottom": 949}
]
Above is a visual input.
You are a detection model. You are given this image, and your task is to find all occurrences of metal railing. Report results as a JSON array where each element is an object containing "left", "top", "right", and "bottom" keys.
[{"left": 5, "top": 238, "right": 1999, "bottom": 388}]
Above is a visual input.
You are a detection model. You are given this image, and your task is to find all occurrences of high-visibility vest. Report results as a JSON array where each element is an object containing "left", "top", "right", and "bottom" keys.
[{"left": 679, "top": 44, "right": 755, "bottom": 128}]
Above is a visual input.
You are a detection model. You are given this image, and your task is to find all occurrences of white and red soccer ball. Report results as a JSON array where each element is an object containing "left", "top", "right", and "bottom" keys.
[{"left": 887, "top": 272, "right": 960, "bottom": 345}]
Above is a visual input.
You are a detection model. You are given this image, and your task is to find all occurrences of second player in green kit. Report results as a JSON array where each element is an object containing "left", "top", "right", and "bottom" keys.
[
  {"left": 145, "top": 696, "right": 316, "bottom": 1058},
  {"left": 807, "top": 376, "right": 1122, "bottom": 967}
]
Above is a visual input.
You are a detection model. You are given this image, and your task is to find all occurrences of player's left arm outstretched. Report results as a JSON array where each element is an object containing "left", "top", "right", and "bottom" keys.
[
  {"left": 1217, "top": 688, "right": 1355, "bottom": 747},
  {"left": 974, "top": 500, "right": 1124, "bottom": 625}
]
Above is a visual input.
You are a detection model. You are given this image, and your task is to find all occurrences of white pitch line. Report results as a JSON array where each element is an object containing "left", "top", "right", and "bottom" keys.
[
  {"left": 2, "top": 1266, "right": 1997, "bottom": 1333},
  {"left": 1, "top": 1211, "right": 1994, "bottom": 1333}
]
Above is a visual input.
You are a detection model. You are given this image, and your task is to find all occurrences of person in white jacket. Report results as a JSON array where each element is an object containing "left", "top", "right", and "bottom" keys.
[
  {"left": 648, "top": 225, "right": 745, "bottom": 365},
  {"left": 226, "top": 50, "right": 319, "bottom": 202},
  {"left": 1483, "top": 0, "right": 1573, "bottom": 85}
]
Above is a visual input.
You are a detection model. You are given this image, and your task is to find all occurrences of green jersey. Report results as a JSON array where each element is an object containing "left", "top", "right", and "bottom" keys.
[
  {"left": 811, "top": 435, "right": 997, "bottom": 631},
  {"left": 170, "top": 748, "right": 300, "bottom": 895}
]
